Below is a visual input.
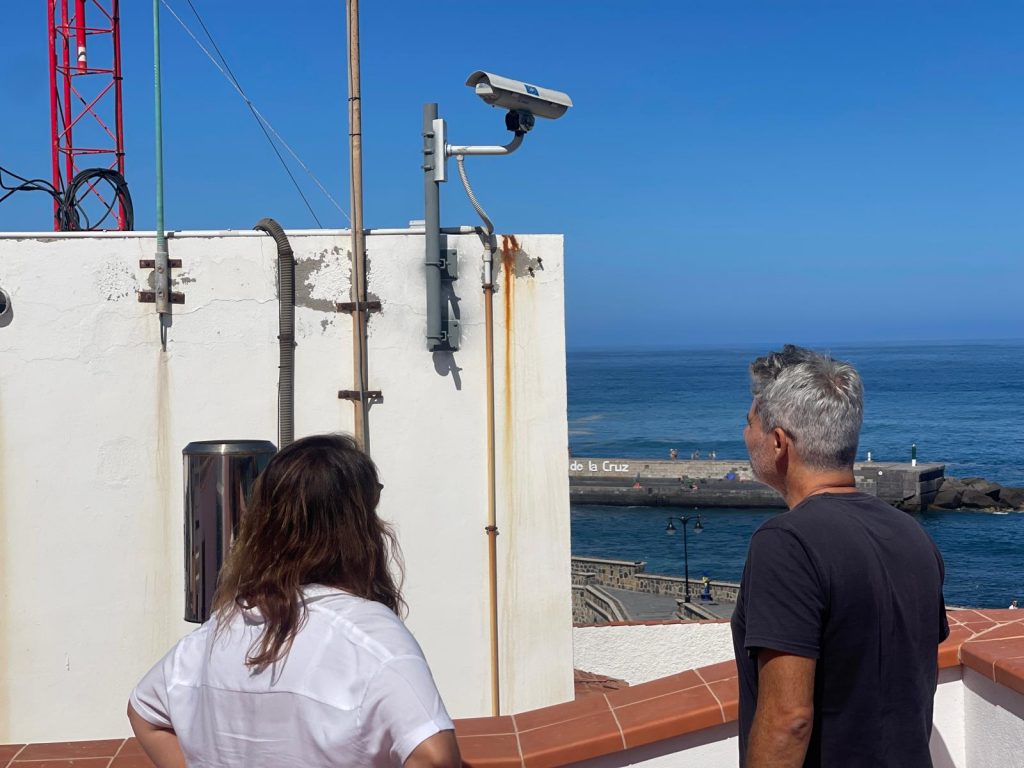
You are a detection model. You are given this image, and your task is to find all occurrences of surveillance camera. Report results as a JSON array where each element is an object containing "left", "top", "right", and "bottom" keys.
[{"left": 465, "top": 71, "right": 573, "bottom": 122}]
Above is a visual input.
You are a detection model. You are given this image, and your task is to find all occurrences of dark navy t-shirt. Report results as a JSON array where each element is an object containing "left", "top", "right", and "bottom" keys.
[{"left": 730, "top": 492, "right": 949, "bottom": 768}]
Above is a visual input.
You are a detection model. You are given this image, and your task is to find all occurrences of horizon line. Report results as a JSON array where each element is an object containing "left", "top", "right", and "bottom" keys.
[{"left": 566, "top": 336, "right": 1024, "bottom": 354}]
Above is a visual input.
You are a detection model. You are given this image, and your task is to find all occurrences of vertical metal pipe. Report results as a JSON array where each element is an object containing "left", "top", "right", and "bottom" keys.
[
  {"left": 47, "top": 0, "right": 62, "bottom": 229},
  {"left": 112, "top": 0, "right": 126, "bottom": 229},
  {"left": 683, "top": 520, "right": 690, "bottom": 603},
  {"left": 484, "top": 281, "right": 500, "bottom": 716},
  {"left": 346, "top": 0, "right": 370, "bottom": 452},
  {"left": 423, "top": 104, "right": 442, "bottom": 348},
  {"left": 153, "top": 0, "right": 170, "bottom": 322},
  {"left": 60, "top": 0, "right": 74, "bottom": 187},
  {"left": 75, "top": 0, "right": 87, "bottom": 70}
]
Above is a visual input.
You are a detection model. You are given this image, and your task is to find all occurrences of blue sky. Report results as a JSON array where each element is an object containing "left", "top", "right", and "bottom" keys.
[{"left": 2, "top": 2, "right": 1022, "bottom": 347}]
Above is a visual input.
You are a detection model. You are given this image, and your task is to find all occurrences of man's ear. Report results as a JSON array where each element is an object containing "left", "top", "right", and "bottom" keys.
[
  {"left": 772, "top": 427, "right": 788, "bottom": 454},
  {"left": 773, "top": 428, "right": 791, "bottom": 477}
]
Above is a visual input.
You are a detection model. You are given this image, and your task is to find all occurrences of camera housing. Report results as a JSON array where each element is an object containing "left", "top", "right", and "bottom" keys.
[{"left": 465, "top": 71, "right": 573, "bottom": 122}]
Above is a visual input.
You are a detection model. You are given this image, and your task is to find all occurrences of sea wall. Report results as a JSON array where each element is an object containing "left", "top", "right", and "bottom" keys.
[
  {"left": 570, "top": 457, "right": 948, "bottom": 512},
  {"left": 571, "top": 481, "right": 784, "bottom": 509},
  {"left": 569, "top": 457, "right": 755, "bottom": 481}
]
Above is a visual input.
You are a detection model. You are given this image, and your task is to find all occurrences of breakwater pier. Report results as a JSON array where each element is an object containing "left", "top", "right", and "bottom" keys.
[{"left": 570, "top": 457, "right": 945, "bottom": 512}]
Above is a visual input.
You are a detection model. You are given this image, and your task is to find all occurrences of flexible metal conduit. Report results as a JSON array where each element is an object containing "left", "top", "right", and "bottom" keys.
[{"left": 254, "top": 218, "right": 295, "bottom": 448}]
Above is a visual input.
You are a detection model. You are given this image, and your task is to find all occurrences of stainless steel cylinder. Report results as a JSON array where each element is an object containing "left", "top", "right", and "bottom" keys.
[
  {"left": 183, "top": 440, "right": 277, "bottom": 623},
  {"left": 0, "top": 287, "right": 12, "bottom": 324}
]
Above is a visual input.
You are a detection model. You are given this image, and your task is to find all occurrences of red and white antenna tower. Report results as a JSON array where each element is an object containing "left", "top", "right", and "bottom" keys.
[{"left": 47, "top": 0, "right": 126, "bottom": 230}]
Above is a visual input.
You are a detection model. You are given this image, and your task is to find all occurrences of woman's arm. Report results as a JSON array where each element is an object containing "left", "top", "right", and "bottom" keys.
[
  {"left": 403, "top": 730, "right": 461, "bottom": 768},
  {"left": 127, "top": 702, "right": 186, "bottom": 768}
]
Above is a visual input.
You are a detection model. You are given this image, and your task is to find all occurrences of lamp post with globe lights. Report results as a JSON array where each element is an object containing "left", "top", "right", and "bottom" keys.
[{"left": 665, "top": 514, "right": 704, "bottom": 603}]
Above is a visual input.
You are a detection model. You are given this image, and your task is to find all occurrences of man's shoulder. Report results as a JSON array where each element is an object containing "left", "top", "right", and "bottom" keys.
[
  {"left": 784, "top": 492, "right": 917, "bottom": 529},
  {"left": 761, "top": 493, "right": 940, "bottom": 568},
  {"left": 752, "top": 507, "right": 813, "bottom": 536},
  {"left": 751, "top": 494, "right": 901, "bottom": 547}
]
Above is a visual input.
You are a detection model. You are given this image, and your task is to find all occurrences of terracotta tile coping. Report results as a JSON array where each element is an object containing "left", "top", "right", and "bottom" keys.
[
  {"left": 0, "top": 737, "right": 149, "bottom": 767},
  {"left": 4, "top": 610, "right": 1023, "bottom": 768}
]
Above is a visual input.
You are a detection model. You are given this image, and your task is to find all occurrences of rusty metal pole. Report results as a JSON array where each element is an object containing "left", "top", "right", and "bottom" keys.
[
  {"left": 346, "top": 0, "right": 370, "bottom": 452},
  {"left": 483, "top": 270, "right": 501, "bottom": 717}
]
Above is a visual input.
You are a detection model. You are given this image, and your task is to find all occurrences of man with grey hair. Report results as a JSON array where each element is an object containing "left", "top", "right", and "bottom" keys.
[{"left": 731, "top": 345, "right": 948, "bottom": 768}]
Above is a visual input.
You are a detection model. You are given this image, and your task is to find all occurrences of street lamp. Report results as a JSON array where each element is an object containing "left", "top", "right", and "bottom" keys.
[{"left": 666, "top": 514, "right": 704, "bottom": 602}]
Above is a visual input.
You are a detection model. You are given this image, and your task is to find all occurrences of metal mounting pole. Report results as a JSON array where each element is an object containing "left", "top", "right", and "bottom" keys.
[
  {"left": 153, "top": 0, "right": 170, "bottom": 338},
  {"left": 683, "top": 519, "right": 691, "bottom": 603},
  {"left": 423, "top": 104, "right": 444, "bottom": 350},
  {"left": 347, "top": 0, "right": 371, "bottom": 452}
]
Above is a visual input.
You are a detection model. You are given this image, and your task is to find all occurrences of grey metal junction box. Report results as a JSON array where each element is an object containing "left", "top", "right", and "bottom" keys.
[{"left": 183, "top": 440, "right": 276, "bottom": 623}]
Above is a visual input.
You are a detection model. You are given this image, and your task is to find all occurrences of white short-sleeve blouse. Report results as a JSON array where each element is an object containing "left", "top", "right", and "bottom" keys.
[{"left": 131, "top": 586, "right": 454, "bottom": 767}]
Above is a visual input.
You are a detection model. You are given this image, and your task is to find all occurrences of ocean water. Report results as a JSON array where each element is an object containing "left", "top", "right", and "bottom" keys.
[{"left": 568, "top": 340, "right": 1024, "bottom": 608}]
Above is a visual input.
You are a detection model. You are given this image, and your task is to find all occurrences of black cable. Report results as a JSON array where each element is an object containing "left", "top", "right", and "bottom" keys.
[
  {"left": 0, "top": 164, "right": 134, "bottom": 231},
  {"left": 176, "top": 0, "right": 324, "bottom": 227},
  {"left": 62, "top": 168, "right": 135, "bottom": 231},
  {"left": 0, "top": 166, "right": 63, "bottom": 208}
]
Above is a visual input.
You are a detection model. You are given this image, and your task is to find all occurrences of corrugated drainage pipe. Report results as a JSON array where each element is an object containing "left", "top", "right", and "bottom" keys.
[{"left": 254, "top": 218, "right": 295, "bottom": 448}]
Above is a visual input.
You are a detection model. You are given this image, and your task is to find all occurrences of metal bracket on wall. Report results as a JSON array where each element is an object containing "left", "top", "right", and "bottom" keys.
[
  {"left": 138, "top": 291, "right": 185, "bottom": 304},
  {"left": 138, "top": 258, "right": 185, "bottom": 304},
  {"left": 425, "top": 247, "right": 460, "bottom": 350},
  {"left": 439, "top": 249, "right": 458, "bottom": 281},
  {"left": 440, "top": 317, "right": 461, "bottom": 349},
  {"left": 338, "top": 390, "right": 383, "bottom": 404},
  {"left": 336, "top": 300, "right": 382, "bottom": 314}
]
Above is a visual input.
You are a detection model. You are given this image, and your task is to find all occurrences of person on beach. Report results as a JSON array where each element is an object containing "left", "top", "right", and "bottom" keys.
[
  {"left": 732, "top": 345, "right": 948, "bottom": 768},
  {"left": 128, "top": 434, "right": 460, "bottom": 768}
]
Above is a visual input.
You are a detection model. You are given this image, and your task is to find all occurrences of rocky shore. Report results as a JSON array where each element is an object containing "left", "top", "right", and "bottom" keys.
[{"left": 929, "top": 477, "right": 1024, "bottom": 512}]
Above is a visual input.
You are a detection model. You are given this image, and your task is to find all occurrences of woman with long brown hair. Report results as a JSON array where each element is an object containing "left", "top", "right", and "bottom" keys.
[{"left": 128, "top": 434, "right": 460, "bottom": 767}]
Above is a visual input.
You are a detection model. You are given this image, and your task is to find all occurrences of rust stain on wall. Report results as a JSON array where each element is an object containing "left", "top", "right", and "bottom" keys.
[
  {"left": 154, "top": 348, "right": 173, "bottom": 649},
  {"left": 501, "top": 236, "right": 519, "bottom": 468},
  {"left": 499, "top": 235, "right": 520, "bottom": 684}
]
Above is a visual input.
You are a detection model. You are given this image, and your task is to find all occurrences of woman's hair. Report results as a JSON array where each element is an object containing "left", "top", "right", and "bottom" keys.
[
  {"left": 212, "top": 433, "right": 405, "bottom": 668},
  {"left": 749, "top": 344, "right": 864, "bottom": 470}
]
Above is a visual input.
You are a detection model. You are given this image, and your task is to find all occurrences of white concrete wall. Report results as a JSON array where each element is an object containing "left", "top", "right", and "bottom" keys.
[
  {"left": 932, "top": 668, "right": 967, "bottom": 768},
  {"left": 572, "top": 630, "right": 969, "bottom": 768},
  {"left": 964, "top": 668, "right": 1024, "bottom": 768},
  {"left": 0, "top": 229, "right": 572, "bottom": 742},
  {"left": 573, "top": 622, "right": 734, "bottom": 685},
  {"left": 574, "top": 724, "right": 738, "bottom": 768}
]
